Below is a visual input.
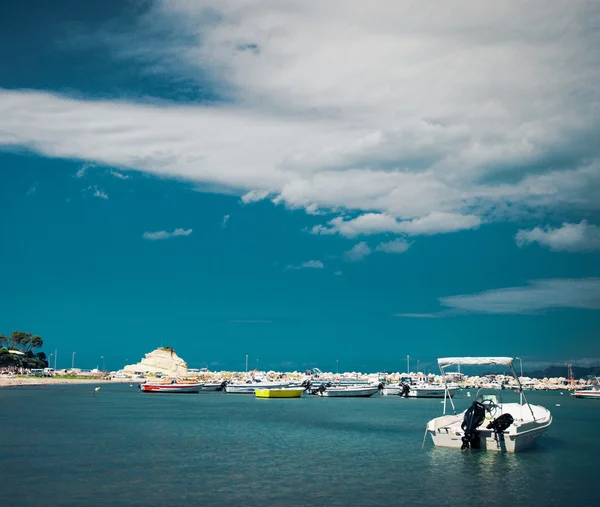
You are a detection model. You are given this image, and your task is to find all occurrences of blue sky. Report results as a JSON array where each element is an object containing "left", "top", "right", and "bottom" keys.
[{"left": 1, "top": 1, "right": 600, "bottom": 372}]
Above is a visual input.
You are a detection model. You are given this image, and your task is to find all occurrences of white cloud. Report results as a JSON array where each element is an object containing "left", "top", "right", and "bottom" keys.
[
  {"left": 516, "top": 221, "right": 600, "bottom": 252},
  {"left": 142, "top": 228, "right": 193, "bottom": 240},
  {"left": 85, "top": 185, "right": 108, "bottom": 200},
  {"left": 400, "top": 278, "right": 600, "bottom": 316},
  {"left": 75, "top": 163, "right": 93, "bottom": 179},
  {"left": 26, "top": 183, "right": 38, "bottom": 196},
  {"left": 314, "top": 212, "right": 480, "bottom": 237},
  {"left": 222, "top": 214, "right": 230, "bottom": 227},
  {"left": 110, "top": 170, "right": 130, "bottom": 180},
  {"left": 376, "top": 238, "right": 411, "bottom": 254},
  {"left": 1, "top": 1, "right": 600, "bottom": 233},
  {"left": 285, "top": 259, "right": 324, "bottom": 270},
  {"left": 345, "top": 242, "right": 372, "bottom": 262}
]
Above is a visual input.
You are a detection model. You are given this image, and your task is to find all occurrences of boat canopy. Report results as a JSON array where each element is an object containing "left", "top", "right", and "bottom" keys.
[{"left": 438, "top": 357, "right": 513, "bottom": 368}]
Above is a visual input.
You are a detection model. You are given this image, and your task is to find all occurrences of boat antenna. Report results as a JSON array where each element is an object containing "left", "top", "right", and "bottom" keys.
[{"left": 509, "top": 361, "right": 536, "bottom": 422}]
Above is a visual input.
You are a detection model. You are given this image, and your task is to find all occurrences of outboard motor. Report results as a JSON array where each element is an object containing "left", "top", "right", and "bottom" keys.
[
  {"left": 486, "top": 413, "right": 514, "bottom": 447},
  {"left": 217, "top": 380, "right": 228, "bottom": 392},
  {"left": 318, "top": 384, "right": 327, "bottom": 395},
  {"left": 461, "top": 401, "right": 486, "bottom": 450},
  {"left": 377, "top": 382, "right": 384, "bottom": 392},
  {"left": 399, "top": 383, "right": 410, "bottom": 398}
]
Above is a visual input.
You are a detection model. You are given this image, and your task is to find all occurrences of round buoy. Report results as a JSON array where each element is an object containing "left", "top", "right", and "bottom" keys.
[{"left": 95, "top": 387, "right": 100, "bottom": 392}]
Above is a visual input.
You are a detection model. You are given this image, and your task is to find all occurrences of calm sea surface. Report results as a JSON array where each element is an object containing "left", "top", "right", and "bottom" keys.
[{"left": 0, "top": 385, "right": 598, "bottom": 507}]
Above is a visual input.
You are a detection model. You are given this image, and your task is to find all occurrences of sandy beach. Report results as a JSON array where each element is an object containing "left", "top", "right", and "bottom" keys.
[{"left": 0, "top": 376, "right": 142, "bottom": 388}]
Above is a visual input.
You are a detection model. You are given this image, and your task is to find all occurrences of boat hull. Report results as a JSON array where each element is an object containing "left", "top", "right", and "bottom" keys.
[
  {"left": 140, "top": 383, "right": 201, "bottom": 393},
  {"left": 225, "top": 382, "right": 291, "bottom": 394},
  {"left": 319, "top": 386, "right": 379, "bottom": 397},
  {"left": 255, "top": 388, "right": 305, "bottom": 398},
  {"left": 572, "top": 390, "right": 600, "bottom": 399},
  {"left": 426, "top": 403, "right": 552, "bottom": 453},
  {"left": 382, "top": 386, "right": 456, "bottom": 398}
]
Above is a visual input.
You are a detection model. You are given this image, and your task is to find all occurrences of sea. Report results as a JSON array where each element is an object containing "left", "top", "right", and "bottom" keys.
[{"left": 0, "top": 385, "right": 598, "bottom": 507}]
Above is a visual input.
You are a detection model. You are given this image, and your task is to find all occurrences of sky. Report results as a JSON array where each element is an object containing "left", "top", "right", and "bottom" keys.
[{"left": 1, "top": 0, "right": 600, "bottom": 373}]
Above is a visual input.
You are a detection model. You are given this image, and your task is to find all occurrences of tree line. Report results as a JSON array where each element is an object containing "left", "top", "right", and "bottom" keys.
[{"left": 0, "top": 330, "right": 47, "bottom": 369}]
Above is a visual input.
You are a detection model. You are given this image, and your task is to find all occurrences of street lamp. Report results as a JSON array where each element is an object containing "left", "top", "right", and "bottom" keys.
[
  {"left": 54, "top": 349, "right": 57, "bottom": 370},
  {"left": 71, "top": 352, "right": 76, "bottom": 369},
  {"left": 101, "top": 356, "right": 105, "bottom": 371},
  {"left": 256, "top": 358, "right": 259, "bottom": 371},
  {"left": 336, "top": 359, "right": 339, "bottom": 375},
  {"left": 406, "top": 355, "right": 410, "bottom": 374}
]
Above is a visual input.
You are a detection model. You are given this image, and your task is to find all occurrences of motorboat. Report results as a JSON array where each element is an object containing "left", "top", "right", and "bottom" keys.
[
  {"left": 426, "top": 357, "right": 552, "bottom": 452},
  {"left": 225, "top": 380, "right": 291, "bottom": 394},
  {"left": 382, "top": 382, "right": 456, "bottom": 398},
  {"left": 255, "top": 387, "right": 306, "bottom": 398},
  {"left": 140, "top": 379, "right": 202, "bottom": 393},
  {"left": 572, "top": 378, "right": 600, "bottom": 399},
  {"left": 316, "top": 384, "right": 379, "bottom": 398},
  {"left": 198, "top": 381, "right": 227, "bottom": 392}
]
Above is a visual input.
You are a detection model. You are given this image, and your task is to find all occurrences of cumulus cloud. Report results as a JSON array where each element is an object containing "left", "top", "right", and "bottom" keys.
[
  {"left": 313, "top": 212, "right": 480, "bottom": 237},
  {"left": 85, "top": 185, "right": 108, "bottom": 200},
  {"left": 110, "top": 170, "right": 130, "bottom": 180},
  {"left": 515, "top": 221, "right": 600, "bottom": 252},
  {"left": 399, "top": 278, "right": 600, "bottom": 316},
  {"left": 142, "top": 228, "right": 193, "bottom": 240},
  {"left": 345, "top": 242, "right": 372, "bottom": 262},
  {"left": 376, "top": 238, "right": 411, "bottom": 254},
  {"left": 75, "top": 163, "right": 93, "bottom": 179},
  {"left": 285, "top": 260, "right": 324, "bottom": 270},
  {"left": 1, "top": 1, "right": 600, "bottom": 233}
]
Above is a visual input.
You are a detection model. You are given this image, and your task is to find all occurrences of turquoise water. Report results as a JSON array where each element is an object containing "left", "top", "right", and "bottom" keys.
[{"left": 0, "top": 385, "right": 598, "bottom": 507}]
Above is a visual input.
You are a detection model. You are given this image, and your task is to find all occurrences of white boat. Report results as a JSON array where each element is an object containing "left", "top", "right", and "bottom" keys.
[
  {"left": 225, "top": 381, "right": 291, "bottom": 394},
  {"left": 140, "top": 380, "right": 202, "bottom": 393},
  {"left": 572, "top": 378, "right": 600, "bottom": 399},
  {"left": 382, "top": 383, "right": 456, "bottom": 398},
  {"left": 198, "top": 381, "right": 227, "bottom": 392},
  {"left": 426, "top": 357, "right": 552, "bottom": 453},
  {"left": 317, "top": 384, "right": 379, "bottom": 398}
]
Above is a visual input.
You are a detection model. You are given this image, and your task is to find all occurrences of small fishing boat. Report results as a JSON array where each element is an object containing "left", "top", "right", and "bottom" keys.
[
  {"left": 225, "top": 381, "right": 291, "bottom": 394},
  {"left": 255, "top": 387, "right": 305, "bottom": 398},
  {"left": 317, "top": 384, "right": 379, "bottom": 398},
  {"left": 425, "top": 357, "right": 552, "bottom": 453},
  {"left": 383, "top": 382, "right": 456, "bottom": 398},
  {"left": 198, "top": 381, "right": 227, "bottom": 392},
  {"left": 572, "top": 378, "right": 600, "bottom": 399},
  {"left": 140, "top": 379, "right": 202, "bottom": 393}
]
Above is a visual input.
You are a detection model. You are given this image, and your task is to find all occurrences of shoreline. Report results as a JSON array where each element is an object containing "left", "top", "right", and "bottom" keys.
[{"left": 0, "top": 377, "right": 143, "bottom": 388}]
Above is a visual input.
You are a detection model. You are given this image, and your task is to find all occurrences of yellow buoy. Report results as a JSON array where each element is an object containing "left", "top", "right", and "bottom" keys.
[{"left": 95, "top": 387, "right": 101, "bottom": 391}]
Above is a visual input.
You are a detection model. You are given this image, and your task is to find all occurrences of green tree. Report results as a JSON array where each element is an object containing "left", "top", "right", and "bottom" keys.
[
  {"left": 0, "top": 334, "right": 8, "bottom": 349},
  {"left": 30, "top": 335, "right": 43, "bottom": 352},
  {"left": 10, "top": 330, "right": 29, "bottom": 351}
]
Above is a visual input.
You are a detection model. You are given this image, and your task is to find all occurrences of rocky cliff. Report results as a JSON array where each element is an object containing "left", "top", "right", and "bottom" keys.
[{"left": 123, "top": 347, "right": 188, "bottom": 376}]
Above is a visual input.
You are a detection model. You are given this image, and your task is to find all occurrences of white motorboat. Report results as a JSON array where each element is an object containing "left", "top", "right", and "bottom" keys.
[
  {"left": 382, "top": 383, "right": 456, "bottom": 398},
  {"left": 317, "top": 384, "right": 379, "bottom": 398},
  {"left": 140, "top": 380, "right": 202, "bottom": 393},
  {"left": 572, "top": 378, "right": 600, "bottom": 399},
  {"left": 198, "top": 381, "right": 227, "bottom": 392},
  {"left": 225, "top": 381, "right": 291, "bottom": 394},
  {"left": 426, "top": 357, "right": 552, "bottom": 453}
]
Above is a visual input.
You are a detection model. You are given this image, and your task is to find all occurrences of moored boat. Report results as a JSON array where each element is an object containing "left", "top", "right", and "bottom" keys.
[
  {"left": 225, "top": 381, "right": 291, "bottom": 394},
  {"left": 317, "top": 384, "right": 379, "bottom": 398},
  {"left": 572, "top": 378, "right": 600, "bottom": 399},
  {"left": 140, "top": 380, "right": 202, "bottom": 393},
  {"left": 255, "top": 387, "right": 305, "bottom": 398},
  {"left": 426, "top": 357, "right": 552, "bottom": 453},
  {"left": 383, "top": 382, "right": 456, "bottom": 398}
]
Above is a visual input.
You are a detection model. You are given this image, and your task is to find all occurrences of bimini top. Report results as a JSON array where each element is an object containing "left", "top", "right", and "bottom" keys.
[{"left": 438, "top": 357, "right": 513, "bottom": 368}]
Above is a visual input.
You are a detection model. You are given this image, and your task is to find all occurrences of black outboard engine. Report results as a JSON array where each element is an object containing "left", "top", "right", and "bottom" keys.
[
  {"left": 378, "top": 382, "right": 384, "bottom": 392},
  {"left": 217, "top": 380, "right": 227, "bottom": 392},
  {"left": 461, "top": 401, "right": 486, "bottom": 450},
  {"left": 486, "top": 413, "right": 514, "bottom": 447},
  {"left": 318, "top": 384, "right": 327, "bottom": 395},
  {"left": 399, "top": 383, "right": 410, "bottom": 398}
]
